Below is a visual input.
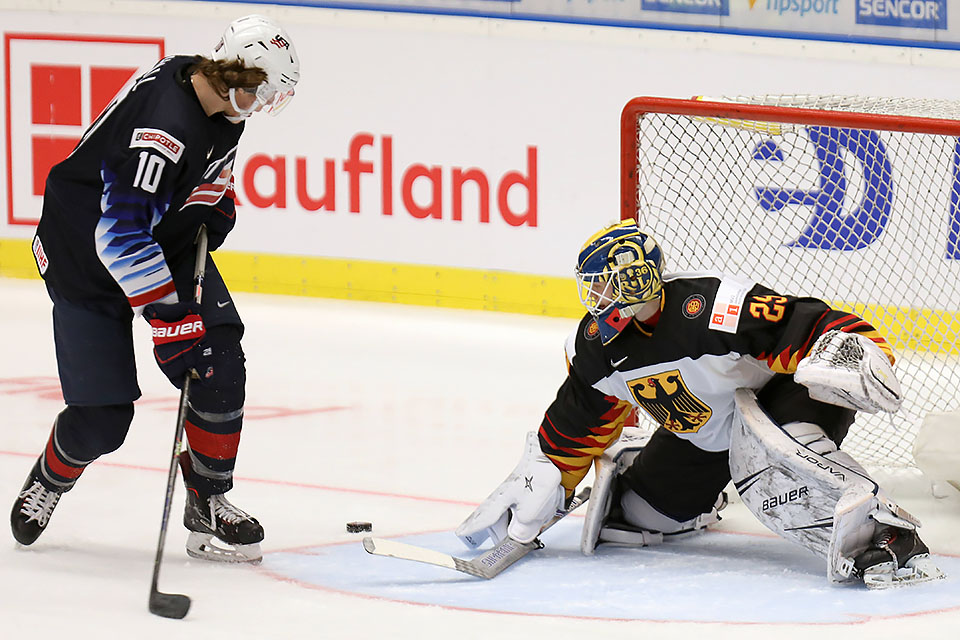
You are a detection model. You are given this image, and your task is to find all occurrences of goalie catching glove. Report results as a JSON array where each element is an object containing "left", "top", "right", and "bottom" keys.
[
  {"left": 456, "top": 431, "right": 565, "bottom": 547},
  {"left": 794, "top": 330, "right": 902, "bottom": 414}
]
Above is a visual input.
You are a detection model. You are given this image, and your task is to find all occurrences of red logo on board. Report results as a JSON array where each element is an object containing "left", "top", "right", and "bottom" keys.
[{"left": 4, "top": 33, "right": 164, "bottom": 225}]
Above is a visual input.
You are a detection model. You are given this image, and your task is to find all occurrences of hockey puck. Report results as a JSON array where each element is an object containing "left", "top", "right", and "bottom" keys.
[{"left": 346, "top": 521, "right": 373, "bottom": 533}]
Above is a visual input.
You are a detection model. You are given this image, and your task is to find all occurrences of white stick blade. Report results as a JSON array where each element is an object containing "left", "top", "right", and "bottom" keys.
[{"left": 362, "top": 537, "right": 457, "bottom": 570}]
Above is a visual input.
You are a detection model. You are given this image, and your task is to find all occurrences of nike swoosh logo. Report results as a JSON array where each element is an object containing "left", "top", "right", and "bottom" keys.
[
  {"left": 217, "top": 300, "right": 231, "bottom": 308},
  {"left": 611, "top": 356, "right": 628, "bottom": 367}
]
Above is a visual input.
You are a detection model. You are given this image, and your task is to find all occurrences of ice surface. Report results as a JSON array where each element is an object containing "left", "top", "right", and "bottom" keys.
[{"left": 2, "top": 277, "right": 959, "bottom": 639}]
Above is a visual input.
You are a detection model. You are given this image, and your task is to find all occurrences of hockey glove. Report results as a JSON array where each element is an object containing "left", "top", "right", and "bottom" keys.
[
  {"left": 144, "top": 302, "right": 207, "bottom": 387},
  {"left": 455, "top": 431, "right": 565, "bottom": 548},
  {"left": 204, "top": 197, "right": 236, "bottom": 252},
  {"left": 795, "top": 330, "right": 902, "bottom": 414}
]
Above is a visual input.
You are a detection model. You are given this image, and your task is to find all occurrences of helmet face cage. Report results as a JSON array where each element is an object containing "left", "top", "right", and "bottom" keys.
[
  {"left": 576, "top": 223, "right": 664, "bottom": 317},
  {"left": 213, "top": 14, "right": 300, "bottom": 119},
  {"left": 233, "top": 81, "right": 293, "bottom": 117}
]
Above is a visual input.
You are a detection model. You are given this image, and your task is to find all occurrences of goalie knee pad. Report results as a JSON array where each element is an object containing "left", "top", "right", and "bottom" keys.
[{"left": 619, "top": 488, "right": 723, "bottom": 536}]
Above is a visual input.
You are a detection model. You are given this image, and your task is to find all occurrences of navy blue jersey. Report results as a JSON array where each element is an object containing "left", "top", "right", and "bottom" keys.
[{"left": 33, "top": 55, "right": 242, "bottom": 312}]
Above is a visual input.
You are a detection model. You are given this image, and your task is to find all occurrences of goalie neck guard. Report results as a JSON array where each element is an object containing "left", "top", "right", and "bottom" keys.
[{"left": 575, "top": 219, "right": 664, "bottom": 345}]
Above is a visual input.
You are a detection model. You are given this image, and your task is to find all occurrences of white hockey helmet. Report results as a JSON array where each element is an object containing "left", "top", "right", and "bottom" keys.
[{"left": 212, "top": 14, "right": 300, "bottom": 119}]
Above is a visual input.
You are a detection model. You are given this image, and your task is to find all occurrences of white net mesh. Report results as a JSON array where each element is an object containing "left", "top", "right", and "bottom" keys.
[{"left": 627, "top": 95, "right": 960, "bottom": 472}]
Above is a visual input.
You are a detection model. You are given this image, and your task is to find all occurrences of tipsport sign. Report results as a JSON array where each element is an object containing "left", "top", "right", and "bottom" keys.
[
  {"left": 751, "top": 127, "right": 960, "bottom": 259},
  {"left": 4, "top": 33, "right": 164, "bottom": 225}
]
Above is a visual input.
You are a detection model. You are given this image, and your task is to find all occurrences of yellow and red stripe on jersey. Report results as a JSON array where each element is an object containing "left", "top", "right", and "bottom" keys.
[
  {"left": 761, "top": 312, "right": 896, "bottom": 373},
  {"left": 540, "top": 399, "right": 633, "bottom": 494}
]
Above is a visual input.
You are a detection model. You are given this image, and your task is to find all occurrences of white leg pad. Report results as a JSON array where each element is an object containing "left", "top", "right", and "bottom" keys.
[
  {"left": 619, "top": 488, "right": 721, "bottom": 534},
  {"left": 580, "top": 427, "right": 651, "bottom": 555},
  {"left": 580, "top": 427, "right": 722, "bottom": 554},
  {"left": 731, "top": 389, "right": 921, "bottom": 583}
]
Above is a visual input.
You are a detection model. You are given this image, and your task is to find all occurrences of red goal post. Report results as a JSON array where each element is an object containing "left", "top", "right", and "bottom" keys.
[{"left": 619, "top": 95, "right": 960, "bottom": 476}]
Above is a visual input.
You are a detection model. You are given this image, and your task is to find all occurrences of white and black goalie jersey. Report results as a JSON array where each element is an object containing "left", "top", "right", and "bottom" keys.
[
  {"left": 32, "top": 55, "right": 242, "bottom": 313},
  {"left": 538, "top": 272, "right": 894, "bottom": 494}
]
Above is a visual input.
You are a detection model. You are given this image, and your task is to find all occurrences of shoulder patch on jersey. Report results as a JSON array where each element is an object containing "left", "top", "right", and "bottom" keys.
[
  {"left": 584, "top": 319, "right": 600, "bottom": 341},
  {"left": 32, "top": 236, "right": 49, "bottom": 275},
  {"left": 682, "top": 294, "right": 705, "bottom": 319},
  {"left": 130, "top": 128, "right": 185, "bottom": 163},
  {"left": 708, "top": 277, "right": 753, "bottom": 334}
]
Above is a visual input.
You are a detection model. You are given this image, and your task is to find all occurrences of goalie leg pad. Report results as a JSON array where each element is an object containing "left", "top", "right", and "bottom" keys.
[
  {"left": 731, "top": 389, "right": 937, "bottom": 584},
  {"left": 580, "top": 428, "right": 650, "bottom": 555},
  {"left": 581, "top": 428, "right": 723, "bottom": 554},
  {"left": 617, "top": 489, "right": 722, "bottom": 536},
  {"left": 732, "top": 389, "right": 873, "bottom": 579}
]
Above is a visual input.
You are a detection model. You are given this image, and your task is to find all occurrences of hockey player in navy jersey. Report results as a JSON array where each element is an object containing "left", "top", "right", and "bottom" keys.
[
  {"left": 456, "top": 219, "right": 944, "bottom": 589},
  {"left": 11, "top": 15, "right": 300, "bottom": 563}
]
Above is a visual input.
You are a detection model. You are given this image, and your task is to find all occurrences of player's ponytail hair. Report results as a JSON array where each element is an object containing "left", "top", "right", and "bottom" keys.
[{"left": 193, "top": 57, "right": 268, "bottom": 100}]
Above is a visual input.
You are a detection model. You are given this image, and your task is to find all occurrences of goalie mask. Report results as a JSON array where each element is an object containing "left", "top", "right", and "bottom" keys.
[
  {"left": 213, "top": 14, "right": 301, "bottom": 121},
  {"left": 576, "top": 220, "right": 664, "bottom": 345}
]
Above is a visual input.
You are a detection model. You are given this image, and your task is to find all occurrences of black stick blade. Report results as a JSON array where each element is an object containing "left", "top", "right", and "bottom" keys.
[{"left": 149, "top": 592, "right": 191, "bottom": 619}]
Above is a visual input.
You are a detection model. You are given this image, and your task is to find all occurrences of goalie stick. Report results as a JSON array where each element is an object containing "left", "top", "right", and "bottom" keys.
[
  {"left": 148, "top": 226, "right": 208, "bottom": 620},
  {"left": 362, "top": 487, "right": 590, "bottom": 579}
]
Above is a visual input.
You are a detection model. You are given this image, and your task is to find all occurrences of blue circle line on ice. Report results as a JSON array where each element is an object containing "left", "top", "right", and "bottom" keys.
[{"left": 259, "top": 519, "right": 960, "bottom": 624}]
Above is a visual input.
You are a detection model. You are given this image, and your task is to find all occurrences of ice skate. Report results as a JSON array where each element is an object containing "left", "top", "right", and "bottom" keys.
[
  {"left": 854, "top": 527, "right": 945, "bottom": 589},
  {"left": 180, "top": 452, "right": 263, "bottom": 563},
  {"left": 10, "top": 462, "right": 62, "bottom": 546}
]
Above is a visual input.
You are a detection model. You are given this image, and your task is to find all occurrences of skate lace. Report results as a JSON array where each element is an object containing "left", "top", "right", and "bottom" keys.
[
  {"left": 876, "top": 529, "right": 899, "bottom": 567},
  {"left": 210, "top": 495, "right": 252, "bottom": 525},
  {"left": 18, "top": 481, "right": 60, "bottom": 526}
]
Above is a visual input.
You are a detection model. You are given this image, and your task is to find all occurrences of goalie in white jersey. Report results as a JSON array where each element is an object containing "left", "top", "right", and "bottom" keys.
[{"left": 456, "top": 219, "right": 944, "bottom": 589}]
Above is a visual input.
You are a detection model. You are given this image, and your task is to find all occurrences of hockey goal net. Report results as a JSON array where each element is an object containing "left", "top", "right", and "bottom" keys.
[{"left": 621, "top": 95, "right": 960, "bottom": 475}]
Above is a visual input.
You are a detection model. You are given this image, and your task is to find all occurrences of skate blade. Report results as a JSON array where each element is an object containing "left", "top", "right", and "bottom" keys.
[
  {"left": 186, "top": 532, "right": 263, "bottom": 564},
  {"left": 863, "top": 556, "right": 946, "bottom": 589}
]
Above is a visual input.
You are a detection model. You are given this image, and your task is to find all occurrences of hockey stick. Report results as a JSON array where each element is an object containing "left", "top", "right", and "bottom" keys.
[
  {"left": 148, "top": 226, "right": 208, "bottom": 619},
  {"left": 362, "top": 487, "right": 590, "bottom": 579}
]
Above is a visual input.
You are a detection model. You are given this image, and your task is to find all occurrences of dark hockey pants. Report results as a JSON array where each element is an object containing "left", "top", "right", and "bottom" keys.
[{"left": 621, "top": 374, "right": 856, "bottom": 522}]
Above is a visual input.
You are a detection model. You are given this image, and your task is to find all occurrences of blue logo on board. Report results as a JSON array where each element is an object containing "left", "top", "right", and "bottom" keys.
[
  {"left": 856, "top": 0, "right": 946, "bottom": 28},
  {"left": 641, "top": 0, "right": 729, "bottom": 16},
  {"left": 752, "top": 127, "right": 960, "bottom": 258}
]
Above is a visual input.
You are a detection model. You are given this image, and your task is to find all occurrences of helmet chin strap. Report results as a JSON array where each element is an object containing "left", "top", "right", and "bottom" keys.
[{"left": 621, "top": 297, "right": 662, "bottom": 322}]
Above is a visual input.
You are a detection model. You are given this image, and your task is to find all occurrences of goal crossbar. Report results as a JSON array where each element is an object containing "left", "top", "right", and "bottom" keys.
[{"left": 621, "top": 96, "right": 960, "bottom": 221}]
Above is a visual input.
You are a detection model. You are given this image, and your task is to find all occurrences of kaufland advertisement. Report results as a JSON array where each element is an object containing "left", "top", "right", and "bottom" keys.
[{"left": 1, "top": 1, "right": 960, "bottom": 296}]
